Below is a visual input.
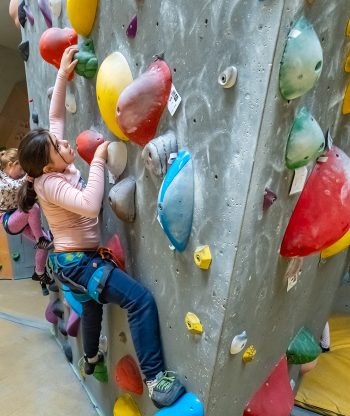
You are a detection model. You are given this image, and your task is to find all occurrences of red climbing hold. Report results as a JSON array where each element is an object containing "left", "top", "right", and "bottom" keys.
[
  {"left": 243, "top": 356, "right": 294, "bottom": 416},
  {"left": 116, "top": 56, "right": 172, "bottom": 146},
  {"left": 76, "top": 130, "right": 104, "bottom": 165},
  {"left": 39, "top": 27, "right": 78, "bottom": 80},
  {"left": 280, "top": 146, "right": 350, "bottom": 257},
  {"left": 115, "top": 355, "right": 144, "bottom": 395},
  {"left": 106, "top": 234, "right": 126, "bottom": 270}
]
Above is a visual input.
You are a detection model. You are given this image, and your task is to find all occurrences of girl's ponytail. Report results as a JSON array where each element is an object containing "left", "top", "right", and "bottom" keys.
[
  {"left": 17, "top": 128, "right": 51, "bottom": 212},
  {"left": 17, "top": 180, "right": 37, "bottom": 213}
]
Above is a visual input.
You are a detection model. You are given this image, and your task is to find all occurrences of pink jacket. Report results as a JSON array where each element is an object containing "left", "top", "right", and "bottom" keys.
[{"left": 34, "top": 70, "right": 105, "bottom": 251}]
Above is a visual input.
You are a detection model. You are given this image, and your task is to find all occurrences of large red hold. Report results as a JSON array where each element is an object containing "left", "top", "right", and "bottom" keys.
[
  {"left": 76, "top": 130, "right": 104, "bottom": 165},
  {"left": 116, "top": 57, "right": 172, "bottom": 146},
  {"left": 106, "top": 234, "right": 126, "bottom": 270},
  {"left": 280, "top": 146, "right": 350, "bottom": 257},
  {"left": 39, "top": 27, "right": 78, "bottom": 79},
  {"left": 243, "top": 356, "right": 294, "bottom": 416},
  {"left": 115, "top": 355, "right": 144, "bottom": 395}
]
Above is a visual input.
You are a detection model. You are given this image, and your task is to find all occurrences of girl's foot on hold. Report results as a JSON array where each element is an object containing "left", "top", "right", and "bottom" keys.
[
  {"left": 146, "top": 371, "right": 186, "bottom": 408},
  {"left": 34, "top": 236, "right": 54, "bottom": 250},
  {"left": 83, "top": 352, "right": 104, "bottom": 375}
]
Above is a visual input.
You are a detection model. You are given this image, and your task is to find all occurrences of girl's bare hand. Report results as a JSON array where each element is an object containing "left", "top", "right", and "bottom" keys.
[
  {"left": 94, "top": 141, "right": 111, "bottom": 161},
  {"left": 60, "top": 46, "right": 78, "bottom": 78}
]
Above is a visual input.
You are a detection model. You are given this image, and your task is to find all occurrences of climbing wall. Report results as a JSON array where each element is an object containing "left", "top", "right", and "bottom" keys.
[{"left": 20, "top": 0, "right": 350, "bottom": 415}]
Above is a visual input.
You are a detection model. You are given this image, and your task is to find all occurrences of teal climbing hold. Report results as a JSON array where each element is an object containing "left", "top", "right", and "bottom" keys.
[
  {"left": 12, "top": 252, "right": 20, "bottom": 261},
  {"left": 285, "top": 107, "right": 325, "bottom": 169},
  {"left": 287, "top": 327, "right": 322, "bottom": 364},
  {"left": 279, "top": 16, "right": 323, "bottom": 100},
  {"left": 157, "top": 150, "right": 194, "bottom": 252},
  {"left": 154, "top": 393, "right": 204, "bottom": 416}
]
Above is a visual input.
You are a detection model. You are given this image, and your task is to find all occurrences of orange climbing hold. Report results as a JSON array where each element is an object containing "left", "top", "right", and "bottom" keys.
[{"left": 115, "top": 355, "right": 144, "bottom": 395}]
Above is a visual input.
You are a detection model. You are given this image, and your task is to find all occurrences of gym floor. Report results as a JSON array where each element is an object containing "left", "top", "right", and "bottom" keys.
[{"left": 0, "top": 279, "right": 98, "bottom": 416}]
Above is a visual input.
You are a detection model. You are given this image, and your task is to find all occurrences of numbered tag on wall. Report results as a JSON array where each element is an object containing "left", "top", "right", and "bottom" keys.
[
  {"left": 289, "top": 166, "right": 308, "bottom": 195},
  {"left": 168, "top": 84, "right": 182, "bottom": 116}
]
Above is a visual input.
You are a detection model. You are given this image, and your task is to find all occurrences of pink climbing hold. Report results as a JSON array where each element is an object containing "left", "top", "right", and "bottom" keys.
[
  {"left": 126, "top": 15, "right": 138, "bottom": 38},
  {"left": 38, "top": 0, "right": 52, "bottom": 27},
  {"left": 45, "top": 300, "right": 58, "bottom": 324},
  {"left": 243, "top": 356, "right": 294, "bottom": 416},
  {"left": 67, "top": 309, "right": 80, "bottom": 337}
]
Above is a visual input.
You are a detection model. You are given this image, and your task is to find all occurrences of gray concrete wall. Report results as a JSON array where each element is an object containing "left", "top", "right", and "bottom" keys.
[
  {"left": 0, "top": 45, "right": 25, "bottom": 112},
  {"left": 22, "top": 0, "right": 349, "bottom": 415}
]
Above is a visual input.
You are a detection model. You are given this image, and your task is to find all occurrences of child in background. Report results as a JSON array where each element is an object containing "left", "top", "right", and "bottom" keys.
[
  {"left": 17, "top": 46, "right": 185, "bottom": 408},
  {"left": 0, "top": 148, "right": 53, "bottom": 295}
]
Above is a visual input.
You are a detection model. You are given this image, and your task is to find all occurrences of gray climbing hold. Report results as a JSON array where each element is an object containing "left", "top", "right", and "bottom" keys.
[
  {"left": 109, "top": 177, "right": 136, "bottom": 223},
  {"left": 18, "top": 41, "right": 29, "bottom": 62},
  {"left": 47, "top": 86, "right": 54, "bottom": 100},
  {"left": 141, "top": 131, "right": 178, "bottom": 177},
  {"left": 218, "top": 66, "right": 238, "bottom": 88},
  {"left": 52, "top": 298, "right": 64, "bottom": 319}
]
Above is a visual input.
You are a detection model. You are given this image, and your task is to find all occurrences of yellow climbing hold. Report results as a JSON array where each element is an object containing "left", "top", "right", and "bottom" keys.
[
  {"left": 194, "top": 245, "right": 212, "bottom": 270},
  {"left": 346, "top": 19, "right": 350, "bottom": 37},
  {"left": 345, "top": 52, "right": 350, "bottom": 72},
  {"left": 242, "top": 345, "right": 256, "bottom": 363},
  {"left": 342, "top": 80, "right": 350, "bottom": 115},
  {"left": 113, "top": 394, "right": 141, "bottom": 416},
  {"left": 320, "top": 229, "right": 350, "bottom": 259},
  {"left": 67, "top": 0, "right": 99, "bottom": 37},
  {"left": 185, "top": 312, "right": 203, "bottom": 335},
  {"left": 96, "top": 52, "right": 133, "bottom": 140}
]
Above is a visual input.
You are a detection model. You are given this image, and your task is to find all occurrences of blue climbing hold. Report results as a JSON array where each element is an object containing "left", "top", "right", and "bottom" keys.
[
  {"left": 154, "top": 393, "right": 204, "bottom": 416},
  {"left": 62, "top": 285, "right": 83, "bottom": 317},
  {"left": 157, "top": 150, "right": 194, "bottom": 252}
]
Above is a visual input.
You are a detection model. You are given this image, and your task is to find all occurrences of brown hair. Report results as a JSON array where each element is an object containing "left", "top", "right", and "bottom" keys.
[
  {"left": 17, "top": 128, "right": 51, "bottom": 212},
  {"left": 0, "top": 148, "right": 19, "bottom": 170}
]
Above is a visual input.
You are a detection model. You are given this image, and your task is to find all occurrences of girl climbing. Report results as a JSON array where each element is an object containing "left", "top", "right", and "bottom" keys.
[
  {"left": 18, "top": 46, "right": 185, "bottom": 408},
  {"left": 0, "top": 148, "right": 53, "bottom": 295}
]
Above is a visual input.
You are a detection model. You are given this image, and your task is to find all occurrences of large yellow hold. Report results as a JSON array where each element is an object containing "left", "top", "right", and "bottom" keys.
[
  {"left": 96, "top": 52, "right": 133, "bottom": 140},
  {"left": 320, "top": 229, "right": 350, "bottom": 259},
  {"left": 67, "top": 0, "right": 99, "bottom": 37},
  {"left": 113, "top": 394, "right": 141, "bottom": 416}
]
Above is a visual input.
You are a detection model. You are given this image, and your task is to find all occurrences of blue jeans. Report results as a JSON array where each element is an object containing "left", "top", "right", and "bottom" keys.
[{"left": 49, "top": 251, "right": 164, "bottom": 380}]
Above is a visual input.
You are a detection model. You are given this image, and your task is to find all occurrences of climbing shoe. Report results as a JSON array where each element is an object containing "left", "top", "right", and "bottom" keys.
[
  {"left": 48, "top": 281, "right": 59, "bottom": 292},
  {"left": 32, "top": 270, "right": 53, "bottom": 285},
  {"left": 83, "top": 352, "right": 104, "bottom": 375},
  {"left": 40, "top": 281, "right": 49, "bottom": 296},
  {"left": 34, "top": 236, "right": 54, "bottom": 250},
  {"left": 146, "top": 371, "right": 186, "bottom": 408}
]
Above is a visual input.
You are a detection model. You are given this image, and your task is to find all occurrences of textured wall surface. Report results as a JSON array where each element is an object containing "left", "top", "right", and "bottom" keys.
[{"left": 21, "top": 0, "right": 350, "bottom": 415}]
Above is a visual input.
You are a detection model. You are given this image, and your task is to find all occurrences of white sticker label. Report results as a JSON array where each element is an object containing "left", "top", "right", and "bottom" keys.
[
  {"left": 287, "top": 274, "right": 298, "bottom": 292},
  {"left": 290, "top": 29, "right": 301, "bottom": 39},
  {"left": 289, "top": 166, "right": 308, "bottom": 195},
  {"left": 108, "top": 170, "right": 116, "bottom": 184},
  {"left": 168, "top": 84, "right": 182, "bottom": 116},
  {"left": 285, "top": 257, "right": 303, "bottom": 292}
]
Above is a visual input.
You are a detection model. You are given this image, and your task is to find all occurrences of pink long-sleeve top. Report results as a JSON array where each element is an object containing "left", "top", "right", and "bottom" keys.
[{"left": 34, "top": 70, "right": 105, "bottom": 251}]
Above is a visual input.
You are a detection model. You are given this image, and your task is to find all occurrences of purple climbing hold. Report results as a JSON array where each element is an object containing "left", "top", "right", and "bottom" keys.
[
  {"left": 45, "top": 300, "right": 58, "bottom": 324},
  {"left": 126, "top": 15, "right": 138, "bottom": 39},
  {"left": 24, "top": 1, "right": 34, "bottom": 25},
  {"left": 38, "top": 0, "right": 52, "bottom": 28},
  {"left": 263, "top": 187, "right": 277, "bottom": 210},
  {"left": 67, "top": 310, "right": 80, "bottom": 337}
]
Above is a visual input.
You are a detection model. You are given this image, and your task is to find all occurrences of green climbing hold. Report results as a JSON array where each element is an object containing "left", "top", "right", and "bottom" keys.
[
  {"left": 285, "top": 107, "right": 325, "bottom": 169},
  {"left": 12, "top": 252, "right": 20, "bottom": 261},
  {"left": 287, "top": 327, "right": 322, "bottom": 364},
  {"left": 279, "top": 17, "right": 323, "bottom": 100},
  {"left": 74, "top": 39, "right": 98, "bottom": 79},
  {"left": 93, "top": 361, "right": 108, "bottom": 383}
]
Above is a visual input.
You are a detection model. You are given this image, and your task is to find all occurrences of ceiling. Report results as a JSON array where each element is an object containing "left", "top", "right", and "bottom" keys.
[{"left": 0, "top": 1, "right": 21, "bottom": 50}]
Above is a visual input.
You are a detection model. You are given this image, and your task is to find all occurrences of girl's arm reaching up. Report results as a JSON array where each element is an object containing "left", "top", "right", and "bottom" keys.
[{"left": 49, "top": 46, "right": 78, "bottom": 140}]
